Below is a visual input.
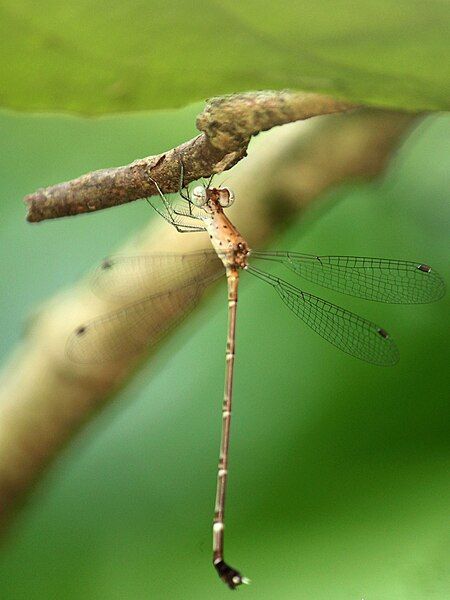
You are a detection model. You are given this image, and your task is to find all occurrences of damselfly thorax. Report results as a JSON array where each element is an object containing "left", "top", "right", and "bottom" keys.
[{"left": 192, "top": 186, "right": 250, "bottom": 272}]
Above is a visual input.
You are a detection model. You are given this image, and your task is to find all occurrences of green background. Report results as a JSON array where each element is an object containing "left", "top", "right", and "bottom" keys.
[
  {"left": 1, "top": 1, "right": 449, "bottom": 113},
  {"left": 0, "top": 108, "right": 448, "bottom": 599}
]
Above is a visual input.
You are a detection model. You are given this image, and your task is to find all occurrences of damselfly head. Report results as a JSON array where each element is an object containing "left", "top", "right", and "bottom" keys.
[
  {"left": 218, "top": 187, "right": 235, "bottom": 208},
  {"left": 190, "top": 185, "right": 207, "bottom": 207}
]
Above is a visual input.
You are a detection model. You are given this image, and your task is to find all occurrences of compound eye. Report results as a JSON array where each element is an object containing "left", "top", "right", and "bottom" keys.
[
  {"left": 190, "top": 185, "right": 207, "bottom": 207},
  {"left": 218, "top": 187, "right": 235, "bottom": 208}
]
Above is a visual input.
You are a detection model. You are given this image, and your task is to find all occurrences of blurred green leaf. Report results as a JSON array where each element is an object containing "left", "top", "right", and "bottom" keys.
[{"left": 0, "top": 0, "right": 448, "bottom": 114}]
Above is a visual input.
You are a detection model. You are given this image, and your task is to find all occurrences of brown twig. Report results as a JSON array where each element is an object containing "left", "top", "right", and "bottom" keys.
[{"left": 24, "top": 91, "right": 357, "bottom": 222}]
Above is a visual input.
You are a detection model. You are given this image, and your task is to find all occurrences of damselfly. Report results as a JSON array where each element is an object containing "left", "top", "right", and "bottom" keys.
[{"left": 67, "top": 174, "right": 445, "bottom": 589}]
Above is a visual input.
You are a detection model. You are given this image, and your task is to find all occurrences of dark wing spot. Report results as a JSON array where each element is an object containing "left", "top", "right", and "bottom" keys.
[
  {"left": 75, "top": 325, "right": 87, "bottom": 336},
  {"left": 101, "top": 258, "right": 113, "bottom": 269},
  {"left": 377, "top": 327, "right": 389, "bottom": 339},
  {"left": 418, "top": 264, "right": 431, "bottom": 273}
]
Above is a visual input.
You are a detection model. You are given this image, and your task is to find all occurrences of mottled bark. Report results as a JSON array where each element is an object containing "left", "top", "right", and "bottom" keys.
[{"left": 24, "top": 91, "right": 357, "bottom": 222}]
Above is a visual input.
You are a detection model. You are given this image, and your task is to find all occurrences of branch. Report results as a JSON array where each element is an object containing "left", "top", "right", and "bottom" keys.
[
  {"left": 24, "top": 91, "right": 357, "bottom": 222},
  {"left": 1, "top": 109, "right": 416, "bottom": 531}
]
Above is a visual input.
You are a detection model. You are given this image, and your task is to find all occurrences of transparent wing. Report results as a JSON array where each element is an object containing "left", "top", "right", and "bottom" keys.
[
  {"left": 91, "top": 249, "right": 222, "bottom": 300},
  {"left": 251, "top": 251, "right": 445, "bottom": 304},
  {"left": 67, "top": 251, "right": 224, "bottom": 364},
  {"left": 247, "top": 266, "right": 399, "bottom": 366},
  {"left": 67, "top": 272, "right": 223, "bottom": 364}
]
